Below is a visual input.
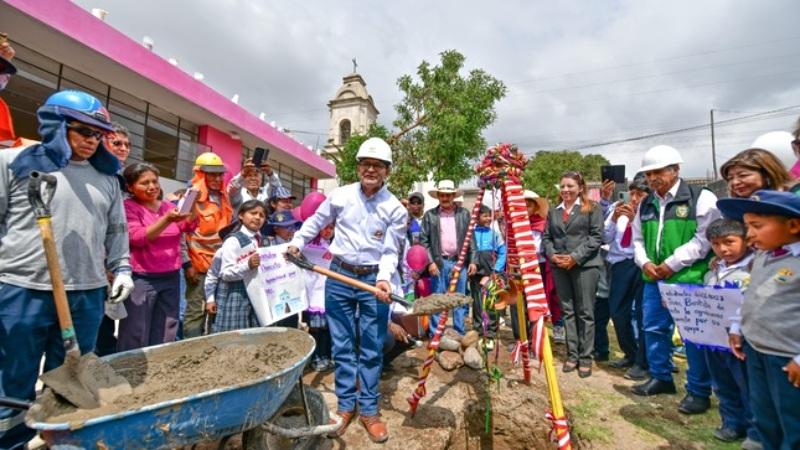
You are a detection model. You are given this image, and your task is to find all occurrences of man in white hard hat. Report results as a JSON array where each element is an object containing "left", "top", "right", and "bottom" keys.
[
  {"left": 630, "top": 145, "right": 720, "bottom": 415},
  {"left": 288, "top": 137, "right": 406, "bottom": 443}
]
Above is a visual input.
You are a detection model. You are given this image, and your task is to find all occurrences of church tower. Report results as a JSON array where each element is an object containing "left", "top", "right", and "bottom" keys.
[{"left": 324, "top": 70, "right": 379, "bottom": 156}]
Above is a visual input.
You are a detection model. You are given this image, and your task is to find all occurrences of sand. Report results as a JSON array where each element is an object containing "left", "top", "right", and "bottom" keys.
[{"left": 409, "top": 293, "right": 471, "bottom": 315}]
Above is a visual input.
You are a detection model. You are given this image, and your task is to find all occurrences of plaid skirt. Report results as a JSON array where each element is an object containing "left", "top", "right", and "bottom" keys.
[{"left": 212, "top": 279, "right": 259, "bottom": 333}]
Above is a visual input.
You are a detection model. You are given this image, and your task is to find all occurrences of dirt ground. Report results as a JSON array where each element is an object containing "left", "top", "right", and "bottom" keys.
[{"left": 195, "top": 324, "right": 737, "bottom": 450}]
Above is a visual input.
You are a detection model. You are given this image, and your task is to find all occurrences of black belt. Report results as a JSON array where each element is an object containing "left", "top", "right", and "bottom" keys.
[
  {"left": 332, "top": 256, "right": 379, "bottom": 275},
  {"left": 441, "top": 255, "right": 458, "bottom": 261}
]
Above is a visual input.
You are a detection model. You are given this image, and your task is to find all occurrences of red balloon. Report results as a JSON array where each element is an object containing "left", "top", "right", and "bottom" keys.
[
  {"left": 415, "top": 277, "right": 432, "bottom": 297},
  {"left": 406, "top": 244, "right": 430, "bottom": 272},
  {"left": 300, "top": 191, "right": 327, "bottom": 220}
]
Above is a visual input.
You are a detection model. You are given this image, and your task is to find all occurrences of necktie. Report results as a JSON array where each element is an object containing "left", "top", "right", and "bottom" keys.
[
  {"left": 562, "top": 208, "right": 569, "bottom": 223},
  {"left": 772, "top": 247, "right": 788, "bottom": 257},
  {"left": 620, "top": 224, "right": 633, "bottom": 248}
]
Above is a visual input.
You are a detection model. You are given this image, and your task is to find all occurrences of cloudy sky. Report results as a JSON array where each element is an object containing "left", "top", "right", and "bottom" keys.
[{"left": 75, "top": 0, "right": 800, "bottom": 178}]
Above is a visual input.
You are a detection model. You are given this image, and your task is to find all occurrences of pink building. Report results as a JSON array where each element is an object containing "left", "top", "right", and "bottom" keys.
[{"left": 0, "top": 0, "right": 334, "bottom": 194}]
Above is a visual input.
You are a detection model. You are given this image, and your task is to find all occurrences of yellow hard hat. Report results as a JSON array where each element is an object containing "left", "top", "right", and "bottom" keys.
[{"left": 194, "top": 152, "right": 226, "bottom": 173}]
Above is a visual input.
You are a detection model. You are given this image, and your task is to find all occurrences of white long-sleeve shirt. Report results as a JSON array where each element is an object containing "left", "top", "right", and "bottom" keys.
[
  {"left": 289, "top": 182, "right": 407, "bottom": 282},
  {"left": 219, "top": 227, "right": 260, "bottom": 282},
  {"left": 632, "top": 179, "right": 720, "bottom": 272},
  {"left": 603, "top": 202, "right": 635, "bottom": 264}
]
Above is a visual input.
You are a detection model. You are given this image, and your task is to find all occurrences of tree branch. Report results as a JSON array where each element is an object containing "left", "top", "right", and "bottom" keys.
[{"left": 389, "top": 113, "right": 427, "bottom": 144}]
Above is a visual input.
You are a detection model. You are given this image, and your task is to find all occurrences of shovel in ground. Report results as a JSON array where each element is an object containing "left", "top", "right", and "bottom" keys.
[
  {"left": 285, "top": 252, "right": 470, "bottom": 315},
  {"left": 28, "top": 171, "right": 132, "bottom": 409}
]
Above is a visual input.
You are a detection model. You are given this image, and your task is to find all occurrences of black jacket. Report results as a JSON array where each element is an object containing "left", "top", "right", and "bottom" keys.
[{"left": 420, "top": 206, "right": 477, "bottom": 269}]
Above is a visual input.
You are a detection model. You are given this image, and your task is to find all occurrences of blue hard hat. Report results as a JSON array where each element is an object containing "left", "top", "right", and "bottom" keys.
[{"left": 43, "top": 90, "right": 113, "bottom": 132}]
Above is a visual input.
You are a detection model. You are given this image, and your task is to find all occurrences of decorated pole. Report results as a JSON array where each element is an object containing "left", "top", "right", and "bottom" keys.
[{"left": 407, "top": 188, "right": 485, "bottom": 416}]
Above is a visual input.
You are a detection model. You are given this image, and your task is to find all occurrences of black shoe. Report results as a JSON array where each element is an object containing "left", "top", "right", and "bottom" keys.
[
  {"left": 609, "top": 357, "right": 634, "bottom": 369},
  {"left": 677, "top": 394, "right": 710, "bottom": 415},
  {"left": 712, "top": 427, "right": 746, "bottom": 442},
  {"left": 593, "top": 352, "right": 610, "bottom": 362},
  {"left": 631, "top": 378, "right": 676, "bottom": 396},
  {"left": 624, "top": 365, "right": 649, "bottom": 380}
]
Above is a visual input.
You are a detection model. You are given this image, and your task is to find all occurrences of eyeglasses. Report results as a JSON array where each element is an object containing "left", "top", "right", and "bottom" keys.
[
  {"left": 358, "top": 161, "right": 388, "bottom": 171},
  {"left": 111, "top": 140, "right": 131, "bottom": 148},
  {"left": 67, "top": 125, "right": 106, "bottom": 140},
  {"left": 409, "top": 199, "right": 423, "bottom": 205}
]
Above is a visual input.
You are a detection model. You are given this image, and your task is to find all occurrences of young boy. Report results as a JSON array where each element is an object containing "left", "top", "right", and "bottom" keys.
[
  {"left": 469, "top": 205, "right": 507, "bottom": 347},
  {"left": 718, "top": 190, "right": 800, "bottom": 450},
  {"left": 702, "top": 218, "right": 759, "bottom": 446}
]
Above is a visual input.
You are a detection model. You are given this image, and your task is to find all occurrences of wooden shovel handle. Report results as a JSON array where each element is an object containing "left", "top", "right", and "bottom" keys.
[{"left": 37, "top": 218, "right": 79, "bottom": 352}]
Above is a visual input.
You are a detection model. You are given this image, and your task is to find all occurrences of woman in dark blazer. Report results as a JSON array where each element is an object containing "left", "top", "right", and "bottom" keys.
[{"left": 543, "top": 171, "right": 604, "bottom": 378}]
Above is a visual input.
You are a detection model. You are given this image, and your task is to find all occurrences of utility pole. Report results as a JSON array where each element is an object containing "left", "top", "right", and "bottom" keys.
[{"left": 710, "top": 109, "right": 718, "bottom": 180}]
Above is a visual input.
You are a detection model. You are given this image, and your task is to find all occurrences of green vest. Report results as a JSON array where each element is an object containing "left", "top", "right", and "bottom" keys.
[{"left": 640, "top": 180, "right": 710, "bottom": 284}]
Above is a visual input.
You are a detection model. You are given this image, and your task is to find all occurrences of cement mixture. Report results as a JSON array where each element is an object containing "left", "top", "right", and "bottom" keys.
[{"left": 30, "top": 331, "right": 309, "bottom": 424}]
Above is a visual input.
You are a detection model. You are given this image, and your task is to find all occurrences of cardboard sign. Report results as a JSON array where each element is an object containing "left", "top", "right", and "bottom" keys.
[
  {"left": 246, "top": 243, "right": 308, "bottom": 325},
  {"left": 657, "top": 283, "right": 743, "bottom": 350}
]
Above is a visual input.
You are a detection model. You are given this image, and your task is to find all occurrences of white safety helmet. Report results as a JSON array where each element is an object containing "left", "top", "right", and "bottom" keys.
[
  {"left": 751, "top": 131, "right": 796, "bottom": 170},
  {"left": 356, "top": 137, "right": 392, "bottom": 165},
  {"left": 639, "top": 145, "right": 683, "bottom": 172}
]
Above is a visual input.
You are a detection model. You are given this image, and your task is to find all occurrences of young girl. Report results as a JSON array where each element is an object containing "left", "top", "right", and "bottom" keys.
[
  {"left": 120, "top": 163, "right": 196, "bottom": 351},
  {"left": 207, "top": 199, "right": 266, "bottom": 333},
  {"left": 304, "top": 222, "right": 335, "bottom": 371}
]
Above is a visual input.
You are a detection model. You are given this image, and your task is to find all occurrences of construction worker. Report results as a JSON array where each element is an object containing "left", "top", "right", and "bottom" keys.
[
  {"left": 631, "top": 145, "right": 720, "bottom": 415},
  {"left": 0, "top": 90, "right": 133, "bottom": 449},
  {"left": 183, "top": 152, "right": 233, "bottom": 338},
  {"left": 288, "top": 137, "right": 407, "bottom": 443}
]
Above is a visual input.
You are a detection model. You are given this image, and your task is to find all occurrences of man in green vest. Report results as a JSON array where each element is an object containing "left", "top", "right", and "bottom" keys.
[{"left": 630, "top": 145, "right": 720, "bottom": 415}]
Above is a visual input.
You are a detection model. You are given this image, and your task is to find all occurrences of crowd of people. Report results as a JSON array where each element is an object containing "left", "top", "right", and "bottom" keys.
[{"left": 0, "top": 35, "right": 798, "bottom": 449}]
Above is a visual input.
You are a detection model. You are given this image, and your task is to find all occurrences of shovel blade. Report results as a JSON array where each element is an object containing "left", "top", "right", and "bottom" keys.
[
  {"left": 407, "top": 293, "right": 472, "bottom": 316},
  {"left": 40, "top": 353, "right": 132, "bottom": 409}
]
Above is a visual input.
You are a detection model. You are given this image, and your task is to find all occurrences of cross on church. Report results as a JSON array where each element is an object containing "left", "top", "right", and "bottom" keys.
[{"left": 352, "top": 57, "right": 358, "bottom": 73}]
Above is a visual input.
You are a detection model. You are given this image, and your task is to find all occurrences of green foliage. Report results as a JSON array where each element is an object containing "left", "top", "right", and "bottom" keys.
[
  {"left": 522, "top": 151, "right": 610, "bottom": 200},
  {"left": 328, "top": 50, "right": 506, "bottom": 196}
]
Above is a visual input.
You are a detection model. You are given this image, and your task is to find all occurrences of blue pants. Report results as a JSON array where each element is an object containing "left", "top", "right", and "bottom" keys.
[
  {"left": 705, "top": 348, "right": 758, "bottom": 440},
  {"left": 325, "top": 262, "right": 388, "bottom": 416},
  {"left": 608, "top": 259, "right": 642, "bottom": 360},
  {"left": 684, "top": 340, "right": 712, "bottom": 398},
  {"left": 593, "top": 296, "right": 609, "bottom": 357},
  {"left": 744, "top": 341, "right": 800, "bottom": 450},
  {"left": 429, "top": 258, "right": 468, "bottom": 336},
  {"left": 642, "top": 282, "right": 675, "bottom": 381},
  {"left": 0, "top": 283, "right": 105, "bottom": 450}
]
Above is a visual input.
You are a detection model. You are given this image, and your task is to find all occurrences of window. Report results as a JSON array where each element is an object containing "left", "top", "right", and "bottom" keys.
[{"left": 339, "top": 119, "right": 351, "bottom": 145}]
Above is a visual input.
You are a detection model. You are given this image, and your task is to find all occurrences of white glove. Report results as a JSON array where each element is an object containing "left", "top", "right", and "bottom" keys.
[{"left": 109, "top": 273, "right": 134, "bottom": 304}]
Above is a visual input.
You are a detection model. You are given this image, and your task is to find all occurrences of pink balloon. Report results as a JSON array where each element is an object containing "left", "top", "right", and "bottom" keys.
[
  {"left": 406, "top": 244, "right": 430, "bottom": 272},
  {"left": 291, "top": 206, "right": 302, "bottom": 220},
  {"left": 300, "top": 192, "right": 327, "bottom": 220},
  {"left": 415, "top": 277, "right": 432, "bottom": 297}
]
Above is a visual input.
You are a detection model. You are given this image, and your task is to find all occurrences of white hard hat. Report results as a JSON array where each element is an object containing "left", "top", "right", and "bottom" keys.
[
  {"left": 751, "top": 131, "right": 795, "bottom": 169},
  {"left": 639, "top": 145, "right": 683, "bottom": 172},
  {"left": 356, "top": 137, "right": 392, "bottom": 164}
]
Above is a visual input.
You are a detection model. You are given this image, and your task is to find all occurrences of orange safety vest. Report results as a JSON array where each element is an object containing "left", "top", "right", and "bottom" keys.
[
  {"left": 0, "top": 97, "right": 15, "bottom": 143},
  {"left": 186, "top": 171, "right": 233, "bottom": 273}
]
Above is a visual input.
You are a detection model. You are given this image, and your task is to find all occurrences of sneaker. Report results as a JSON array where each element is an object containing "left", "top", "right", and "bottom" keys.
[
  {"left": 552, "top": 325, "right": 566, "bottom": 343},
  {"left": 741, "top": 437, "right": 763, "bottom": 450},
  {"left": 677, "top": 394, "right": 710, "bottom": 415},
  {"left": 712, "top": 427, "right": 745, "bottom": 442},
  {"left": 624, "top": 365, "right": 649, "bottom": 380}
]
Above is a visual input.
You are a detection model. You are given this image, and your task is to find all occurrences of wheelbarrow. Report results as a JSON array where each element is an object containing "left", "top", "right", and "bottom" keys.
[{"left": 21, "top": 327, "right": 339, "bottom": 449}]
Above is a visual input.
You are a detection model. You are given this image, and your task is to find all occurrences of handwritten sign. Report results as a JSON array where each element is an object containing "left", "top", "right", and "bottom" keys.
[
  {"left": 246, "top": 243, "right": 308, "bottom": 326},
  {"left": 657, "top": 283, "right": 743, "bottom": 349}
]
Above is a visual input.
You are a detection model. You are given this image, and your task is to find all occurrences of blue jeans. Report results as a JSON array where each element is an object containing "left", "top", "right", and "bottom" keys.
[
  {"left": 642, "top": 282, "right": 675, "bottom": 382},
  {"left": 325, "top": 262, "right": 388, "bottom": 416},
  {"left": 684, "top": 340, "right": 712, "bottom": 398},
  {"left": 0, "top": 283, "right": 105, "bottom": 450},
  {"left": 744, "top": 341, "right": 800, "bottom": 450},
  {"left": 705, "top": 348, "right": 758, "bottom": 440},
  {"left": 428, "top": 258, "right": 468, "bottom": 336}
]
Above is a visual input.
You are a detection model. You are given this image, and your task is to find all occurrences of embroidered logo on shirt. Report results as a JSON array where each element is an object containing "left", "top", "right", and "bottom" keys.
[
  {"left": 773, "top": 268, "right": 794, "bottom": 284},
  {"left": 373, "top": 229, "right": 384, "bottom": 240},
  {"left": 675, "top": 205, "right": 689, "bottom": 218}
]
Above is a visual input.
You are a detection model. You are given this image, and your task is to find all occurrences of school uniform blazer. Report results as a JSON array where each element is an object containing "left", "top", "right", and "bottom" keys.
[{"left": 542, "top": 201, "right": 604, "bottom": 269}]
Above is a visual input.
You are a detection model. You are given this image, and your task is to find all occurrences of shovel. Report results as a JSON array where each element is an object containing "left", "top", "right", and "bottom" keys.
[
  {"left": 285, "top": 252, "right": 470, "bottom": 316},
  {"left": 28, "top": 171, "right": 132, "bottom": 409}
]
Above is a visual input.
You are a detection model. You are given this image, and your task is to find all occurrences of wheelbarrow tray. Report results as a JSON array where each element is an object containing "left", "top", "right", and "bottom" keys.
[{"left": 26, "top": 327, "right": 315, "bottom": 449}]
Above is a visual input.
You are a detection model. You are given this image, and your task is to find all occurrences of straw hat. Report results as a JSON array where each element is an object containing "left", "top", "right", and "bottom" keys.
[
  {"left": 523, "top": 190, "right": 549, "bottom": 217},
  {"left": 428, "top": 180, "right": 463, "bottom": 197}
]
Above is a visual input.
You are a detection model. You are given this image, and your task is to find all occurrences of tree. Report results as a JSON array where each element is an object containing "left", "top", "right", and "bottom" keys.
[
  {"left": 522, "top": 150, "right": 610, "bottom": 200},
  {"left": 326, "top": 50, "right": 506, "bottom": 196}
]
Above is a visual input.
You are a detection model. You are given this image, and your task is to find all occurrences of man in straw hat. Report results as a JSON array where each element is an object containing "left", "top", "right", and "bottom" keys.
[{"left": 420, "top": 179, "right": 477, "bottom": 336}]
